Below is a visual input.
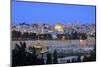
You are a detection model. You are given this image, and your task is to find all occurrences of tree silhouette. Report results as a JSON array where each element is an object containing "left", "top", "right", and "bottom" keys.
[
  {"left": 12, "top": 42, "right": 27, "bottom": 66},
  {"left": 29, "top": 33, "right": 37, "bottom": 40},
  {"left": 12, "top": 30, "right": 21, "bottom": 40},
  {"left": 47, "top": 52, "right": 52, "bottom": 64},
  {"left": 79, "top": 33, "right": 87, "bottom": 40},
  {"left": 71, "top": 31, "right": 79, "bottom": 39},
  {"left": 53, "top": 50, "right": 58, "bottom": 64},
  {"left": 83, "top": 45, "right": 96, "bottom": 62},
  {"left": 22, "top": 32, "right": 29, "bottom": 40}
]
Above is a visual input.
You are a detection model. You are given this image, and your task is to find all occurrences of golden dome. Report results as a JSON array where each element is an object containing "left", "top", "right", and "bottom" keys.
[{"left": 54, "top": 24, "right": 64, "bottom": 32}]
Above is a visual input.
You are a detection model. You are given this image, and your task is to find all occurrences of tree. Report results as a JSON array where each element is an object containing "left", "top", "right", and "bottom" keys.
[
  {"left": 12, "top": 42, "right": 27, "bottom": 66},
  {"left": 53, "top": 50, "right": 58, "bottom": 64},
  {"left": 26, "top": 46, "right": 38, "bottom": 65},
  {"left": 71, "top": 31, "right": 79, "bottom": 39},
  {"left": 79, "top": 33, "right": 87, "bottom": 40},
  {"left": 84, "top": 45, "right": 96, "bottom": 61},
  {"left": 29, "top": 33, "right": 36, "bottom": 40},
  {"left": 22, "top": 32, "right": 29, "bottom": 40},
  {"left": 46, "top": 34, "right": 52, "bottom": 40},
  {"left": 47, "top": 52, "right": 52, "bottom": 64},
  {"left": 12, "top": 30, "right": 21, "bottom": 40}
]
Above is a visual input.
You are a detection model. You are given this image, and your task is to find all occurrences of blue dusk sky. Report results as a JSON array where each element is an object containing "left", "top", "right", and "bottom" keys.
[{"left": 12, "top": 0, "right": 96, "bottom": 24}]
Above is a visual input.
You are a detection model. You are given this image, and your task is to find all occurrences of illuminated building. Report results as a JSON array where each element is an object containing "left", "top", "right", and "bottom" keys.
[{"left": 54, "top": 24, "right": 64, "bottom": 32}]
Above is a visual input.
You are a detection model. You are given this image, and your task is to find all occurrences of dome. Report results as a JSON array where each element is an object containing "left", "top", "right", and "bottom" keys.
[{"left": 54, "top": 24, "right": 64, "bottom": 32}]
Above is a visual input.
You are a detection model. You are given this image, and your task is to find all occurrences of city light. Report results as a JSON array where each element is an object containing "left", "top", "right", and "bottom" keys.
[{"left": 54, "top": 24, "right": 64, "bottom": 32}]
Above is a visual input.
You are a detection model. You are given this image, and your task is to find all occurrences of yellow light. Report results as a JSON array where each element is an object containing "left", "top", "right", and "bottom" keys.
[
  {"left": 54, "top": 24, "right": 64, "bottom": 32},
  {"left": 80, "top": 39, "right": 87, "bottom": 47},
  {"left": 61, "top": 36, "right": 65, "bottom": 40}
]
